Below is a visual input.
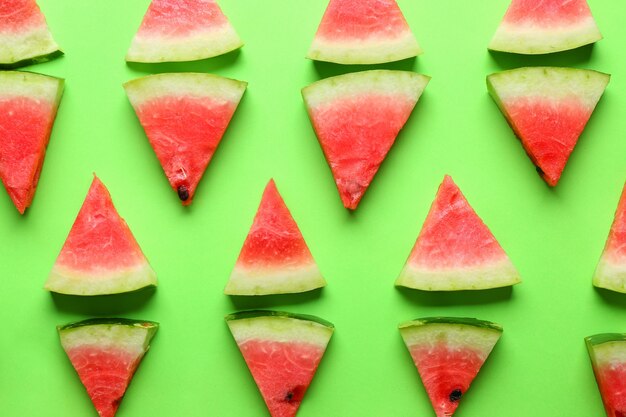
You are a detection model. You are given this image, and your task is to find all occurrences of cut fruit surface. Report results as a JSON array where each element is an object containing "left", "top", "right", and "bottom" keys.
[
  {"left": 0, "top": 71, "right": 64, "bottom": 213},
  {"left": 0, "top": 0, "right": 62, "bottom": 68},
  {"left": 399, "top": 317, "right": 502, "bottom": 417},
  {"left": 302, "top": 70, "right": 429, "bottom": 210},
  {"left": 396, "top": 175, "right": 521, "bottom": 291},
  {"left": 586, "top": 334, "right": 626, "bottom": 417},
  {"left": 45, "top": 175, "right": 157, "bottom": 295},
  {"left": 59, "top": 318, "right": 158, "bottom": 417},
  {"left": 593, "top": 183, "right": 626, "bottom": 294},
  {"left": 307, "top": 0, "right": 422, "bottom": 64},
  {"left": 489, "top": 0, "right": 602, "bottom": 54},
  {"left": 488, "top": 67, "right": 609, "bottom": 186},
  {"left": 226, "top": 311, "right": 333, "bottom": 417},
  {"left": 224, "top": 180, "right": 326, "bottom": 295},
  {"left": 124, "top": 72, "right": 246, "bottom": 205},
  {"left": 126, "top": 0, "right": 243, "bottom": 63}
]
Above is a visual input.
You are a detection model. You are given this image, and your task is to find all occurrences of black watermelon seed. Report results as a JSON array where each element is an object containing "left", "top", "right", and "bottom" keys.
[
  {"left": 177, "top": 185, "right": 189, "bottom": 201},
  {"left": 449, "top": 389, "right": 462, "bottom": 402},
  {"left": 284, "top": 392, "right": 294, "bottom": 402}
]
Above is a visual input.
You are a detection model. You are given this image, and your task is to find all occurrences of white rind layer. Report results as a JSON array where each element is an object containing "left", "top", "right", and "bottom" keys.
[
  {"left": 399, "top": 321, "right": 501, "bottom": 353},
  {"left": 302, "top": 70, "right": 430, "bottom": 110},
  {"left": 593, "top": 258, "right": 626, "bottom": 294},
  {"left": 227, "top": 315, "right": 333, "bottom": 347},
  {"left": 225, "top": 263, "right": 326, "bottom": 295},
  {"left": 45, "top": 263, "right": 157, "bottom": 295},
  {"left": 487, "top": 67, "right": 610, "bottom": 108},
  {"left": 0, "top": 25, "right": 60, "bottom": 67},
  {"left": 489, "top": 17, "right": 602, "bottom": 55},
  {"left": 126, "top": 24, "right": 242, "bottom": 63},
  {"left": 124, "top": 72, "right": 247, "bottom": 106},
  {"left": 59, "top": 323, "right": 156, "bottom": 353},
  {"left": 589, "top": 340, "right": 626, "bottom": 365},
  {"left": 307, "top": 31, "right": 422, "bottom": 65},
  {"left": 396, "top": 258, "right": 521, "bottom": 291},
  {"left": 0, "top": 71, "right": 63, "bottom": 103}
]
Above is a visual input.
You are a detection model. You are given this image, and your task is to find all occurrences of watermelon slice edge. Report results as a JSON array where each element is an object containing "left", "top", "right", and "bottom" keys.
[{"left": 586, "top": 333, "right": 626, "bottom": 417}]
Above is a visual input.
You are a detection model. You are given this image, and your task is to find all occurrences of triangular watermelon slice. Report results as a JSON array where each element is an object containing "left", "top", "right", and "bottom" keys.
[
  {"left": 124, "top": 73, "right": 246, "bottom": 205},
  {"left": 399, "top": 317, "right": 502, "bottom": 417},
  {"left": 489, "top": 0, "right": 602, "bottom": 55},
  {"left": 488, "top": 67, "right": 609, "bottom": 186},
  {"left": 307, "top": 0, "right": 422, "bottom": 64},
  {"left": 0, "top": 71, "right": 64, "bottom": 214},
  {"left": 58, "top": 318, "right": 158, "bottom": 417},
  {"left": 226, "top": 311, "right": 334, "bottom": 417},
  {"left": 396, "top": 175, "right": 521, "bottom": 291},
  {"left": 302, "top": 70, "right": 429, "bottom": 210},
  {"left": 224, "top": 180, "right": 326, "bottom": 295},
  {"left": 593, "top": 183, "right": 626, "bottom": 294},
  {"left": 126, "top": 0, "right": 243, "bottom": 63},
  {"left": 0, "top": 0, "right": 63, "bottom": 68},
  {"left": 45, "top": 175, "right": 157, "bottom": 295},
  {"left": 586, "top": 333, "right": 626, "bottom": 417}
]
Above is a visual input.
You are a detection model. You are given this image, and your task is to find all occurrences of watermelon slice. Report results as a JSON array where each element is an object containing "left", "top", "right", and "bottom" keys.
[
  {"left": 126, "top": 0, "right": 243, "bottom": 63},
  {"left": 593, "top": 183, "right": 626, "bottom": 294},
  {"left": 302, "top": 70, "right": 429, "bottom": 210},
  {"left": 307, "top": 0, "right": 422, "bottom": 64},
  {"left": 586, "top": 333, "right": 626, "bottom": 417},
  {"left": 45, "top": 176, "right": 157, "bottom": 295},
  {"left": 399, "top": 317, "right": 502, "bottom": 417},
  {"left": 0, "top": 71, "right": 64, "bottom": 214},
  {"left": 487, "top": 67, "right": 609, "bottom": 186},
  {"left": 124, "top": 73, "right": 246, "bottom": 205},
  {"left": 489, "top": 0, "right": 602, "bottom": 55},
  {"left": 0, "top": 0, "right": 62, "bottom": 68},
  {"left": 58, "top": 318, "right": 158, "bottom": 417},
  {"left": 396, "top": 175, "right": 521, "bottom": 291},
  {"left": 224, "top": 180, "right": 326, "bottom": 295},
  {"left": 226, "top": 311, "right": 334, "bottom": 417}
]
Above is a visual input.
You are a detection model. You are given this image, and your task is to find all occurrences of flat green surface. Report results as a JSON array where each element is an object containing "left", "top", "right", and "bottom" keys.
[{"left": 0, "top": 0, "right": 624, "bottom": 416}]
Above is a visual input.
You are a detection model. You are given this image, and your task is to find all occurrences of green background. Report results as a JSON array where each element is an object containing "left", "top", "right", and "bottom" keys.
[{"left": 1, "top": 0, "right": 623, "bottom": 416}]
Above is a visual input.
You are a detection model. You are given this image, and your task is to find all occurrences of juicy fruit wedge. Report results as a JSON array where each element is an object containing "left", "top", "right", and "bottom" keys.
[
  {"left": 0, "top": 71, "right": 63, "bottom": 213},
  {"left": 124, "top": 73, "right": 246, "bottom": 205},
  {"left": 488, "top": 67, "right": 609, "bottom": 186},
  {"left": 58, "top": 318, "right": 158, "bottom": 417},
  {"left": 126, "top": 0, "right": 243, "bottom": 63},
  {"left": 593, "top": 183, "right": 626, "bottom": 293},
  {"left": 489, "top": 0, "right": 602, "bottom": 54},
  {"left": 226, "top": 311, "right": 333, "bottom": 417},
  {"left": 399, "top": 317, "right": 502, "bottom": 417},
  {"left": 225, "top": 180, "right": 326, "bottom": 295},
  {"left": 302, "top": 70, "right": 429, "bottom": 209},
  {"left": 0, "top": 0, "right": 62, "bottom": 68},
  {"left": 307, "top": 0, "right": 422, "bottom": 64},
  {"left": 586, "top": 334, "right": 626, "bottom": 417},
  {"left": 45, "top": 176, "right": 157, "bottom": 295},
  {"left": 396, "top": 175, "right": 521, "bottom": 291}
]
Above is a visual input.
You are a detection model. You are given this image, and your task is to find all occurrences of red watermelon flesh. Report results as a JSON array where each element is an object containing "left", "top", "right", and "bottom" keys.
[
  {"left": 400, "top": 318, "right": 502, "bottom": 417},
  {"left": 396, "top": 175, "right": 520, "bottom": 291},
  {"left": 226, "top": 311, "right": 334, "bottom": 417},
  {"left": 503, "top": 0, "right": 593, "bottom": 26},
  {"left": 0, "top": 0, "right": 62, "bottom": 68},
  {"left": 488, "top": 67, "right": 609, "bottom": 186},
  {"left": 593, "top": 183, "right": 626, "bottom": 293},
  {"left": 586, "top": 334, "right": 626, "bottom": 417},
  {"left": 59, "top": 319, "right": 158, "bottom": 417},
  {"left": 126, "top": 0, "right": 243, "bottom": 63},
  {"left": 125, "top": 73, "right": 246, "bottom": 205},
  {"left": 0, "top": 71, "right": 63, "bottom": 213},
  {"left": 224, "top": 180, "right": 326, "bottom": 295},
  {"left": 307, "top": 0, "right": 422, "bottom": 64},
  {"left": 302, "top": 70, "right": 429, "bottom": 210},
  {"left": 45, "top": 176, "right": 157, "bottom": 295}
]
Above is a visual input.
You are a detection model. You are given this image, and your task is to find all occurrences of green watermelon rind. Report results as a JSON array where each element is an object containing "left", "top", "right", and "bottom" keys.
[
  {"left": 0, "top": 49, "right": 63, "bottom": 70},
  {"left": 0, "top": 70, "right": 64, "bottom": 103},
  {"left": 226, "top": 310, "right": 334, "bottom": 329},
  {"left": 0, "top": 13, "right": 63, "bottom": 69},
  {"left": 58, "top": 318, "right": 159, "bottom": 351},
  {"left": 399, "top": 317, "right": 503, "bottom": 333},
  {"left": 586, "top": 333, "right": 626, "bottom": 348},
  {"left": 593, "top": 259, "right": 626, "bottom": 294},
  {"left": 488, "top": 15, "right": 602, "bottom": 55},
  {"left": 224, "top": 266, "right": 327, "bottom": 296},
  {"left": 57, "top": 318, "right": 159, "bottom": 332}
]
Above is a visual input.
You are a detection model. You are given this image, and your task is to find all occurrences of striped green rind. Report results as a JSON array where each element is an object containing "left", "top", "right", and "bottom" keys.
[
  {"left": 0, "top": 49, "right": 63, "bottom": 70},
  {"left": 399, "top": 317, "right": 502, "bottom": 333},
  {"left": 57, "top": 318, "right": 159, "bottom": 332},
  {"left": 226, "top": 310, "right": 334, "bottom": 329},
  {"left": 586, "top": 334, "right": 626, "bottom": 367}
]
